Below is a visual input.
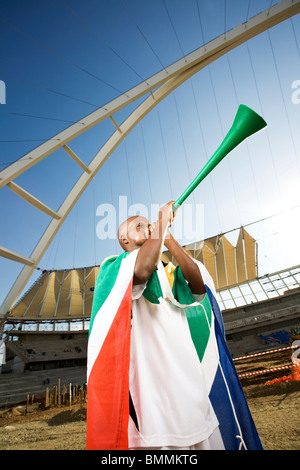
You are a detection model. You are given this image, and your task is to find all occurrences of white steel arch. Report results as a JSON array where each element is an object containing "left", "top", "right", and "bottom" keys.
[{"left": 1, "top": 0, "right": 299, "bottom": 318}]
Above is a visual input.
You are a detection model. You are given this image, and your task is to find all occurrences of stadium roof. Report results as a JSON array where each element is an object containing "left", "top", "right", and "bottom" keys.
[
  {"left": 7, "top": 227, "right": 257, "bottom": 321},
  {"left": 162, "top": 227, "right": 257, "bottom": 291}
]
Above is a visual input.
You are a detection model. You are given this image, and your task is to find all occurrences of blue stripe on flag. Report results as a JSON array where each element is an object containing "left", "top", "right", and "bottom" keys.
[{"left": 205, "top": 285, "right": 264, "bottom": 450}]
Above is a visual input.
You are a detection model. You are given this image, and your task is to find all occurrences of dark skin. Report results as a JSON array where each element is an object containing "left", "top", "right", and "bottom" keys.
[{"left": 118, "top": 201, "right": 206, "bottom": 295}]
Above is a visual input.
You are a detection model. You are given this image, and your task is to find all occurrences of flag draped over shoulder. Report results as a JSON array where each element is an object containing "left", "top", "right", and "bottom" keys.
[
  {"left": 170, "top": 262, "right": 263, "bottom": 450},
  {"left": 86, "top": 251, "right": 135, "bottom": 450},
  {"left": 86, "top": 250, "right": 263, "bottom": 450}
]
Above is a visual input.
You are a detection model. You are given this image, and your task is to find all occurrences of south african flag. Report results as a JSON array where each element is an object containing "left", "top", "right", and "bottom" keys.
[{"left": 86, "top": 249, "right": 263, "bottom": 450}]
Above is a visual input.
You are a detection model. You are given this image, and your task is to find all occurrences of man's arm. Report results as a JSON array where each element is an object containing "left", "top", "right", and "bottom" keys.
[
  {"left": 133, "top": 202, "right": 175, "bottom": 285},
  {"left": 164, "top": 231, "right": 206, "bottom": 295}
]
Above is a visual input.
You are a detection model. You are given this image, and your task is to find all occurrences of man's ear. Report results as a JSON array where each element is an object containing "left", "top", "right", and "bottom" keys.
[{"left": 120, "top": 235, "right": 129, "bottom": 246}]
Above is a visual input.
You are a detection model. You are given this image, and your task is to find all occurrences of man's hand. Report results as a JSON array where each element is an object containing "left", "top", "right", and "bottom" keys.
[
  {"left": 133, "top": 201, "right": 177, "bottom": 285},
  {"left": 151, "top": 201, "right": 177, "bottom": 240},
  {"left": 158, "top": 201, "right": 176, "bottom": 227}
]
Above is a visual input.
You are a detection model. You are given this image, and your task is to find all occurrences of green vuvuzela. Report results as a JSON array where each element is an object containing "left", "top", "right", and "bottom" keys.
[{"left": 173, "top": 104, "right": 267, "bottom": 212}]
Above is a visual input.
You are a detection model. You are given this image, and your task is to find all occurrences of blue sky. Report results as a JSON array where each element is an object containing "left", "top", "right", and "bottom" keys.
[{"left": 0, "top": 0, "right": 300, "bottom": 308}]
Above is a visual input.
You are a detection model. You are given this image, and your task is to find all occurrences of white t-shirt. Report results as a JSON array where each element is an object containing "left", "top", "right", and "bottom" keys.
[{"left": 128, "top": 262, "right": 219, "bottom": 448}]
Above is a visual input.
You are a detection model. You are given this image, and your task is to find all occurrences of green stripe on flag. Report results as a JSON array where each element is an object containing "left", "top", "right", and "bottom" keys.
[
  {"left": 143, "top": 270, "right": 164, "bottom": 304},
  {"left": 89, "top": 252, "right": 130, "bottom": 338},
  {"left": 172, "top": 266, "right": 212, "bottom": 362},
  {"left": 185, "top": 296, "right": 212, "bottom": 362}
]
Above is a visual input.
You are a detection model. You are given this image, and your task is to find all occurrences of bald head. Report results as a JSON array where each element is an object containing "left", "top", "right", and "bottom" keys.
[
  {"left": 118, "top": 216, "right": 152, "bottom": 252},
  {"left": 117, "top": 216, "right": 138, "bottom": 250}
]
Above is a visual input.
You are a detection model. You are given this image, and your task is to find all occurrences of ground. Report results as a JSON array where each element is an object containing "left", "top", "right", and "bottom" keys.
[
  {"left": 246, "top": 385, "right": 300, "bottom": 450},
  {"left": 0, "top": 382, "right": 299, "bottom": 450},
  {"left": 0, "top": 347, "right": 299, "bottom": 450},
  {"left": 0, "top": 404, "right": 87, "bottom": 450}
]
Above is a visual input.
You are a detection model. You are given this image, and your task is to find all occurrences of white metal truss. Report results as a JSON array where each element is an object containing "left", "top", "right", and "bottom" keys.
[{"left": 1, "top": 0, "right": 299, "bottom": 318}]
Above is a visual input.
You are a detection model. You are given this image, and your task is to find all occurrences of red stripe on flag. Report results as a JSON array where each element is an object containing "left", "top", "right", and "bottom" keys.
[{"left": 86, "top": 279, "right": 133, "bottom": 450}]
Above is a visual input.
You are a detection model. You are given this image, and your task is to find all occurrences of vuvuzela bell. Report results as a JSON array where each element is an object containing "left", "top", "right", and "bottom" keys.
[{"left": 172, "top": 104, "right": 267, "bottom": 212}]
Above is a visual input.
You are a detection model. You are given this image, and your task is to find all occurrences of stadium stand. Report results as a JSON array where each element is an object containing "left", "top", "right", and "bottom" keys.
[{"left": 0, "top": 365, "right": 86, "bottom": 407}]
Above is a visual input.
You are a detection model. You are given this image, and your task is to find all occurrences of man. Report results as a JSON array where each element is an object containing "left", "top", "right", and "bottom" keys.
[
  {"left": 86, "top": 202, "right": 263, "bottom": 450},
  {"left": 118, "top": 202, "right": 223, "bottom": 450}
]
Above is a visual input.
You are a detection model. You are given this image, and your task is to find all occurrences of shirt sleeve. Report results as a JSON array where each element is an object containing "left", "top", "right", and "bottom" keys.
[
  {"left": 132, "top": 282, "right": 147, "bottom": 300},
  {"left": 192, "top": 292, "right": 206, "bottom": 303}
]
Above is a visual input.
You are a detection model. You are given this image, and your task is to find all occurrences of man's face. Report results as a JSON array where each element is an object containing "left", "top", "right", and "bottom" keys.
[{"left": 126, "top": 216, "right": 152, "bottom": 249}]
